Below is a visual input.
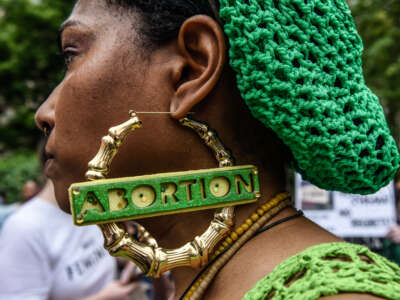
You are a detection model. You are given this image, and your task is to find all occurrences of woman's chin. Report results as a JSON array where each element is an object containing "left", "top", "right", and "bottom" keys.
[{"left": 54, "top": 183, "right": 72, "bottom": 214}]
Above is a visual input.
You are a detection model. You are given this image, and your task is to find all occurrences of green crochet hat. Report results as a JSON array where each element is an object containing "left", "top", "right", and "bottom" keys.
[{"left": 218, "top": 0, "right": 399, "bottom": 194}]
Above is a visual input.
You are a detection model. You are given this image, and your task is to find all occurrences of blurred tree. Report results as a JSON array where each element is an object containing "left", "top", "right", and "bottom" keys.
[
  {"left": 0, "top": 0, "right": 73, "bottom": 153},
  {"left": 351, "top": 0, "right": 400, "bottom": 141}
]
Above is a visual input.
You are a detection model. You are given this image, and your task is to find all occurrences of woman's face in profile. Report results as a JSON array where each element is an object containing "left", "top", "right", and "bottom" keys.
[{"left": 35, "top": 0, "right": 180, "bottom": 212}]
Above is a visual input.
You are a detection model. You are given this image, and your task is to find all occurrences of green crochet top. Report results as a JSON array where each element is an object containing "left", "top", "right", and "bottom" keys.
[
  {"left": 244, "top": 242, "right": 400, "bottom": 300},
  {"left": 218, "top": 0, "right": 400, "bottom": 195}
]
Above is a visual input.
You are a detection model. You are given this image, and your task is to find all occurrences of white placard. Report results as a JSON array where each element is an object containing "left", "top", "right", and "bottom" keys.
[{"left": 295, "top": 174, "right": 396, "bottom": 237}]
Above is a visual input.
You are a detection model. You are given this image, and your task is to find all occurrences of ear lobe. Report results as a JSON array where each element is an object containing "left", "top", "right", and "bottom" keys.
[{"left": 169, "top": 15, "right": 227, "bottom": 119}]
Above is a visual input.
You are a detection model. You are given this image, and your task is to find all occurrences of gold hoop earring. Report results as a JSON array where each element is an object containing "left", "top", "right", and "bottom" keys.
[{"left": 74, "top": 111, "right": 259, "bottom": 277}]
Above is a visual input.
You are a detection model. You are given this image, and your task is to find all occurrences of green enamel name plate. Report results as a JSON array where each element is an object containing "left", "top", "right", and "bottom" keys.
[{"left": 69, "top": 165, "right": 260, "bottom": 226}]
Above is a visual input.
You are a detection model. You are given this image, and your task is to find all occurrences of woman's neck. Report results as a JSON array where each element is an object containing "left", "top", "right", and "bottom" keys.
[{"left": 138, "top": 164, "right": 287, "bottom": 298}]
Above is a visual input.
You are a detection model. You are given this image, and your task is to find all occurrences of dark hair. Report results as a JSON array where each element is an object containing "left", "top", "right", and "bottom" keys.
[{"left": 106, "top": 0, "right": 219, "bottom": 45}]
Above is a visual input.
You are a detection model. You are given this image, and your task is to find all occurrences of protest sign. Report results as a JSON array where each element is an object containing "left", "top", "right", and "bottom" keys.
[{"left": 295, "top": 174, "right": 396, "bottom": 237}]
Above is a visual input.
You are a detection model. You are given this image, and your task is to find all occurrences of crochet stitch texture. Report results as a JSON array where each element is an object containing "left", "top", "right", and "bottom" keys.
[
  {"left": 244, "top": 243, "right": 400, "bottom": 300},
  {"left": 219, "top": 0, "right": 400, "bottom": 194}
]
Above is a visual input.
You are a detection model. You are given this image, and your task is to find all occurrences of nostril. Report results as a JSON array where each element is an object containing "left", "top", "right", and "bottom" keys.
[
  {"left": 37, "top": 118, "right": 52, "bottom": 137},
  {"left": 43, "top": 122, "right": 51, "bottom": 137}
]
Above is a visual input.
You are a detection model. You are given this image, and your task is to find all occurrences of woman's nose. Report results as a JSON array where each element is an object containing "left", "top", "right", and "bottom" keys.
[{"left": 35, "top": 87, "right": 57, "bottom": 134}]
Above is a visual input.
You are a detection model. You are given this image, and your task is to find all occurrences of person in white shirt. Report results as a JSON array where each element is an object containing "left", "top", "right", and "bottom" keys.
[{"left": 0, "top": 180, "right": 137, "bottom": 300}]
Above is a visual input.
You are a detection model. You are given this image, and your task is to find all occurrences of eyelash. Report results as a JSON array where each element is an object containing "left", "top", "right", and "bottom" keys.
[
  {"left": 64, "top": 51, "right": 75, "bottom": 66},
  {"left": 61, "top": 49, "right": 78, "bottom": 69}
]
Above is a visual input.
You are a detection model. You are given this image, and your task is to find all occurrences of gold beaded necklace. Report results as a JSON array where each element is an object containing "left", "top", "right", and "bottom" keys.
[{"left": 183, "top": 192, "right": 292, "bottom": 300}]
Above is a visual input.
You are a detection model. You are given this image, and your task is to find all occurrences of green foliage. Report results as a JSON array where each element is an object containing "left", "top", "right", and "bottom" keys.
[
  {"left": 0, "top": 151, "right": 40, "bottom": 203},
  {"left": 0, "top": 0, "right": 73, "bottom": 153}
]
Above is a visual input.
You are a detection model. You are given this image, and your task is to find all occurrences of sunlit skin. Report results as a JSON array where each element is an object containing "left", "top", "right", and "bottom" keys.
[{"left": 35, "top": 1, "right": 385, "bottom": 299}]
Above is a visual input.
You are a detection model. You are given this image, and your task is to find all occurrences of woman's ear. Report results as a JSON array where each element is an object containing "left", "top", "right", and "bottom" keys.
[{"left": 169, "top": 15, "right": 227, "bottom": 119}]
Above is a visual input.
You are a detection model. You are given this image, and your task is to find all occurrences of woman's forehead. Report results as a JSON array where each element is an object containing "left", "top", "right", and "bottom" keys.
[
  {"left": 72, "top": 0, "right": 137, "bottom": 18},
  {"left": 72, "top": 0, "right": 109, "bottom": 15},
  {"left": 72, "top": 0, "right": 109, "bottom": 13},
  {"left": 65, "top": 0, "right": 137, "bottom": 36}
]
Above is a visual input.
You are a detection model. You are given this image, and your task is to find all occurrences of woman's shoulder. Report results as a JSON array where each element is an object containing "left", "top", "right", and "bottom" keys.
[
  {"left": 204, "top": 215, "right": 399, "bottom": 300},
  {"left": 204, "top": 211, "right": 341, "bottom": 299},
  {"left": 244, "top": 242, "right": 400, "bottom": 300}
]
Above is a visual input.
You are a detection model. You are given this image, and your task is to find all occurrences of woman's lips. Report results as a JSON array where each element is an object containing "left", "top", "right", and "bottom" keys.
[{"left": 44, "top": 152, "right": 56, "bottom": 178}]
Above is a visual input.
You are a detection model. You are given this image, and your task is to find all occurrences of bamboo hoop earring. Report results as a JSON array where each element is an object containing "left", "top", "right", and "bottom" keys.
[{"left": 72, "top": 111, "right": 260, "bottom": 277}]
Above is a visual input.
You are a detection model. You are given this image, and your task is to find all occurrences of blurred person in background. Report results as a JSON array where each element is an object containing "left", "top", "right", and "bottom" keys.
[
  {"left": 21, "top": 180, "right": 40, "bottom": 203},
  {"left": 386, "top": 180, "right": 400, "bottom": 245},
  {"left": 384, "top": 225, "right": 400, "bottom": 266},
  {"left": 0, "top": 159, "right": 41, "bottom": 231},
  {"left": 0, "top": 179, "right": 140, "bottom": 300},
  {"left": 0, "top": 137, "right": 173, "bottom": 299},
  {"left": 382, "top": 180, "right": 400, "bottom": 266},
  {"left": 0, "top": 179, "right": 40, "bottom": 230},
  {"left": 387, "top": 226, "right": 400, "bottom": 244}
]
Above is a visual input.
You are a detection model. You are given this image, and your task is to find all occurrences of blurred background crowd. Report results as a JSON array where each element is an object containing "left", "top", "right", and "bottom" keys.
[{"left": 0, "top": 0, "right": 400, "bottom": 299}]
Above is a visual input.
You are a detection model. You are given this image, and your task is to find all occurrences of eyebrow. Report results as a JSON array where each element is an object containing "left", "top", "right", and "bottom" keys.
[{"left": 57, "top": 20, "right": 84, "bottom": 52}]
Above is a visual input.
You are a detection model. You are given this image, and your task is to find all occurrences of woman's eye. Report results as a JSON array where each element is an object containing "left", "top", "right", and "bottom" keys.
[{"left": 62, "top": 49, "right": 78, "bottom": 68}]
